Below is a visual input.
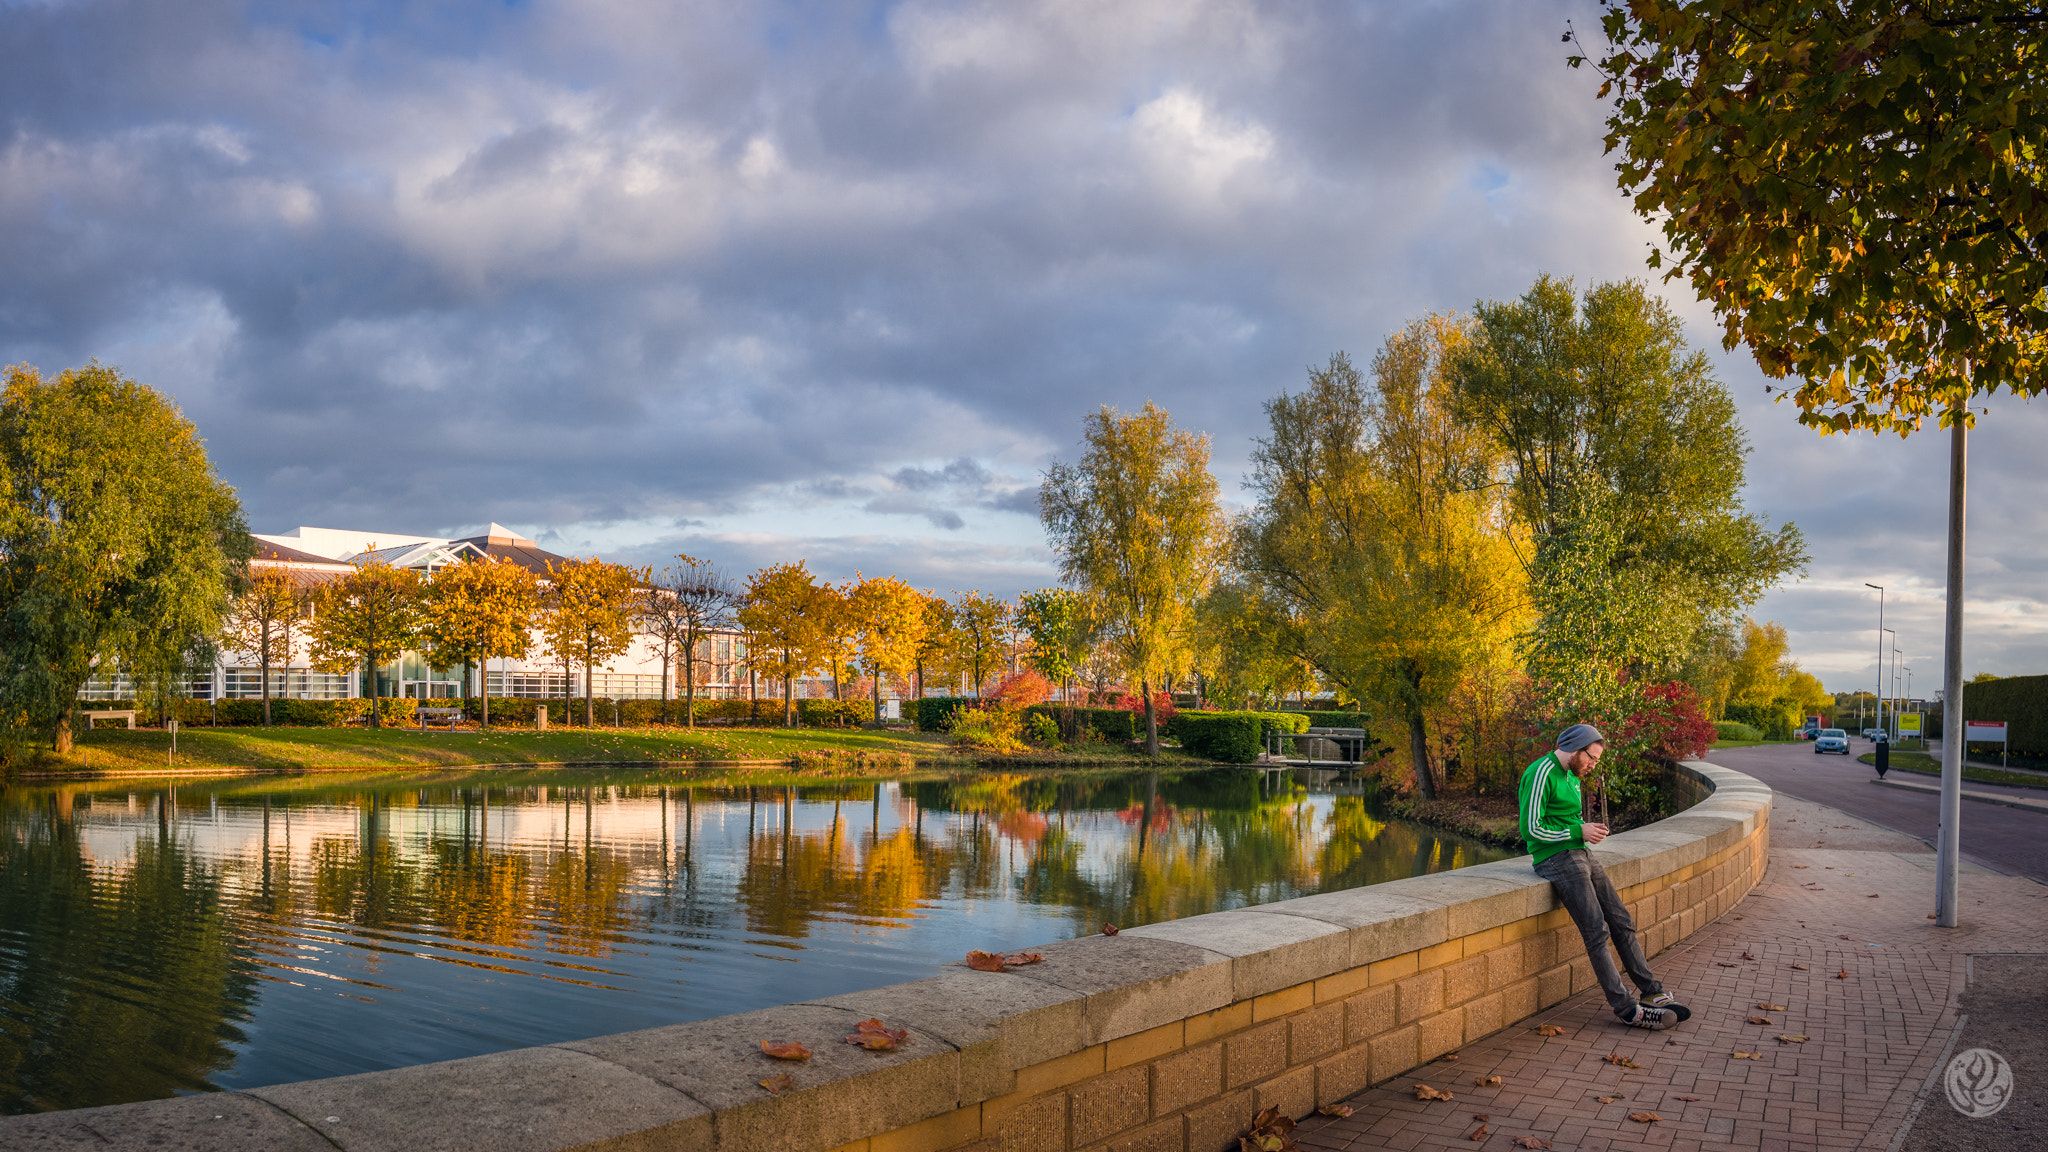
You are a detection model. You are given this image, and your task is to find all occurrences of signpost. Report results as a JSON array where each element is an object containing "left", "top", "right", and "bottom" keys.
[{"left": 1964, "top": 720, "right": 2008, "bottom": 768}]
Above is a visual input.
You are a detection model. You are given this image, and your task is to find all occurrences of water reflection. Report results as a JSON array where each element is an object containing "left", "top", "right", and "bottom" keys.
[{"left": 0, "top": 767, "right": 1509, "bottom": 1113}]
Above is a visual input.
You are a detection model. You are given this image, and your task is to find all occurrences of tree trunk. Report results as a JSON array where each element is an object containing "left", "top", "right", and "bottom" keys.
[
  {"left": 1408, "top": 711, "right": 1436, "bottom": 800},
  {"left": 54, "top": 701, "right": 74, "bottom": 753},
  {"left": 784, "top": 675, "right": 794, "bottom": 728},
  {"left": 368, "top": 654, "right": 381, "bottom": 728},
  {"left": 1142, "top": 678, "right": 1159, "bottom": 757},
  {"left": 584, "top": 656, "right": 595, "bottom": 728},
  {"left": 871, "top": 668, "right": 882, "bottom": 728},
  {"left": 683, "top": 634, "right": 695, "bottom": 729},
  {"left": 481, "top": 657, "right": 492, "bottom": 729}
]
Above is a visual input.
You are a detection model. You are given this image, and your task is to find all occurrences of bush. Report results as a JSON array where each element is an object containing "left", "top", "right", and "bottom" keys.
[
  {"left": 917, "top": 696, "right": 976, "bottom": 732},
  {"left": 797, "top": 698, "right": 874, "bottom": 727},
  {"left": 1714, "top": 720, "right": 1763, "bottom": 742},
  {"left": 1026, "top": 712, "right": 1061, "bottom": 745},
  {"left": 1024, "top": 704, "right": 1137, "bottom": 744},
  {"left": 1722, "top": 701, "right": 1796, "bottom": 741},
  {"left": 947, "top": 703, "right": 1025, "bottom": 753},
  {"left": 992, "top": 671, "right": 1053, "bottom": 709},
  {"left": 1963, "top": 673, "right": 2048, "bottom": 758}
]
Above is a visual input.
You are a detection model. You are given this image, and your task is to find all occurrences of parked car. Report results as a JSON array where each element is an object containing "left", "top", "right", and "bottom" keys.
[
  {"left": 1814, "top": 728, "right": 1850, "bottom": 755},
  {"left": 1861, "top": 728, "right": 1884, "bottom": 741}
]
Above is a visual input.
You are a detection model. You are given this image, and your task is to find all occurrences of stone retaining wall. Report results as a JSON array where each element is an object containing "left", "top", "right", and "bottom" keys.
[{"left": 2, "top": 760, "right": 1770, "bottom": 1152}]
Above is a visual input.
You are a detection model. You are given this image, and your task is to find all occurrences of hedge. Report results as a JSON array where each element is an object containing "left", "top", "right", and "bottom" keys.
[
  {"left": 916, "top": 697, "right": 975, "bottom": 732},
  {"left": 74, "top": 695, "right": 872, "bottom": 729},
  {"left": 1723, "top": 702, "right": 1797, "bottom": 741},
  {"left": 1173, "top": 711, "right": 1311, "bottom": 763},
  {"left": 1963, "top": 673, "right": 2048, "bottom": 758},
  {"left": 1018, "top": 704, "right": 1140, "bottom": 744},
  {"left": 1713, "top": 720, "right": 1763, "bottom": 742}
]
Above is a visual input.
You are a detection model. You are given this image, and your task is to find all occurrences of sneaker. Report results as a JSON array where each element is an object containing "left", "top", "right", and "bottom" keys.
[
  {"left": 1619, "top": 1004, "right": 1679, "bottom": 1030},
  {"left": 1641, "top": 993, "right": 1692, "bottom": 1022}
]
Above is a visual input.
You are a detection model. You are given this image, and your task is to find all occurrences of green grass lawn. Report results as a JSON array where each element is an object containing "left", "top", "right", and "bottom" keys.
[
  {"left": 1856, "top": 750, "right": 2048, "bottom": 791},
  {"left": 28, "top": 723, "right": 1216, "bottom": 775}
]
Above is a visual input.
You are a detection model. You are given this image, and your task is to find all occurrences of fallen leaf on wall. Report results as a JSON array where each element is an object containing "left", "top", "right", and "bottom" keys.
[
  {"left": 845, "top": 1020, "right": 910, "bottom": 1051},
  {"left": 1102, "top": 923, "right": 1119, "bottom": 936},
  {"left": 758, "top": 1073, "right": 795, "bottom": 1096},
  {"left": 966, "top": 949, "right": 1045, "bottom": 972},
  {"left": 759, "top": 1040, "right": 812, "bottom": 1061}
]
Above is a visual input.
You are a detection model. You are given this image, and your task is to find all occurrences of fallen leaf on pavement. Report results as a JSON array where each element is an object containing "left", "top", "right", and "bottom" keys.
[
  {"left": 1240, "top": 1104, "right": 1297, "bottom": 1151},
  {"left": 1102, "top": 922, "right": 1119, "bottom": 935},
  {"left": 1757, "top": 1002, "right": 1786, "bottom": 1011},
  {"left": 1473, "top": 1114, "right": 1490, "bottom": 1122},
  {"left": 1748, "top": 1016, "right": 1774, "bottom": 1025},
  {"left": 1793, "top": 865, "right": 1807, "bottom": 869},
  {"left": 1596, "top": 1095, "right": 1621, "bottom": 1104},
  {"left": 1437, "top": 1052, "right": 1460, "bottom": 1062},
  {"left": 760, "top": 1040, "right": 812, "bottom": 1060},
  {"left": 1837, "top": 969, "right": 1850, "bottom": 979},
  {"left": 1603, "top": 1053, "right": 1640, "bottom": 1068},
  {"left": 1475, "top": 1075, "right": 1502, "bottom": 1087},
  {"left": 1414, "top": 1084, "right": 1454, "bottom": 1101},
  {"left": 1468, "top": 1124, "right": 1489, "bottom": 1141},
  {"left": 1791, "top": 964, "right": 1809, "bottom": 971},
  {"left": 1777, "top": 1035, "right": 1809, "bottom": 1044},
  {"left": 1628, "top": 1112, "right": 1664, "bottom": 1124},
  {"left": 1716, "top": 962, "right": 1738, "bottom": 967},
  {"left": 1511, "top": 1138, "right": 1552, "bottom": 1150},
  {"left": 1314, "top": 1104, "right": 1353, "bottom": 1118},
  {"left": 1733, "top": 1050, "right": 1763, "bottom": 1059},
  {"left": 1740, "top": 951, "right": 1757, "bottom": 960},
  {"left": 1867, "top": 894, "right": 1880, "bottom": 898},
  {"left": 1536, "top": 1025, "right": 1566, "bottom": 1036},
  {"left": 1928, "top": 913, "right": 1938, "bottom": 919},
  {"left": 1676, "top": 1095, "right": 1702, "bottom": 1101}
]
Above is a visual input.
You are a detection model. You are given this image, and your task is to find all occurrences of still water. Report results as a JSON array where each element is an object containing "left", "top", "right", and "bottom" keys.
[{"left": 0, "top": 766, "right": 1510, "bottom": 1113}]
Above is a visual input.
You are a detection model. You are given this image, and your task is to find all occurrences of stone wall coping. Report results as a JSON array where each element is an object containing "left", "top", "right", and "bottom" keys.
[{"left": 0, "top": 759, "right": 1769, "bottom": 1152}]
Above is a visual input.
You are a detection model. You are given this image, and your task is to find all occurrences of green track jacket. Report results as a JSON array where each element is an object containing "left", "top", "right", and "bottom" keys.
[{"left": 1517, "top": 751, "right": 1585, "bottom": 865}]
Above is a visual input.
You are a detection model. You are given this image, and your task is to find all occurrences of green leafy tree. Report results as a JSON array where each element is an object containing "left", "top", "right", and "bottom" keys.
[
  {"left": 306, "top": 561, "right": 425, "bottom": 729},
  {"left": 539, "top": 558, "right": 644, "bottom": 727},
  {"left": 1041, "top": 402, "right": 1223, "bottom": 756},
  {"left": 640, "top": 556, "right": 738, "bottom": 727},
  {"left": 1193, "top": 580, "right": 1312, "bottom": 711},
  {"left": 1016, "top": 588, "right": 1089, "bottom": 700},
  {"left": 949, "top": 590, "right": 1012, "bottom": 698},
  {"left": 738, "top": 561, "right": 825, "bottom": 727},
  {"left": 419, "top": 557, "right": 540, "bottom": 728},
  {"left": 0, "top": 363, "right": 251, "bottom": 755},
  {"left": 223, "top": 567, "right": 314, "bottom": 727}
]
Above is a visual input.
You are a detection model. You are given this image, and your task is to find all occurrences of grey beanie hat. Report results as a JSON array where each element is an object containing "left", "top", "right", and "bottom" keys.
[{"left": 1556, "top": 723, "right": 1606, "bottom": 753}]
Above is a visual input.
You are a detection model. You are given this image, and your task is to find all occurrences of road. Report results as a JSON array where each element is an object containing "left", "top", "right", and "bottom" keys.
[{"left": 1704, "top": 738, "right": 2048, "bottom": 884}]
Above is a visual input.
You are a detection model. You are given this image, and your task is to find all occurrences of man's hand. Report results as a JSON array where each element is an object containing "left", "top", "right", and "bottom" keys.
[{"left": 1581, "top": 822, "right": 1610, "bottom": 845}]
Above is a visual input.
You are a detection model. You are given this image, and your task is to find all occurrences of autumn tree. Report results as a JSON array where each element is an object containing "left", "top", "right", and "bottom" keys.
[
  {"left": 0, "top": 364, "right": 252, "bottom": 754},
  {"left": 812, "top": 582, "right": 858, "bottom": 700},
  {"left": 847, "top": 574, "right": 927, "bottom": 724},
  {"left": 306, "top": 561, "right": 425, "bottom": 729},
  {"left": 539, "top": 558, "right": 644, "bottom": 727},
  {"left": 949, "top": 591, "right": 1012, "bottom": 698},
  {"left": 1194, "top": 580, "right": 1311, "bottom": 711},
  {"left": 913, "top": 593, "right": 956, "bottom": 699},
  {"left": 1577, "top": 4, "right": 2048, "bottom": 923},
  {"left": 1241, "top": 331, "right": 1526, "bottom": 798},
  {"left": 419, "top": 557, "right": 540, "bottom": 728},
  {"left": 223, "top": 567, "right": 313, "bottom": 726},
  {"left": 1041, "top": 402, "right": 1222, "bottom": 756},
  {"left": 738, "top": 561, "right": 825, "bottom": 727},
  {"left": 641, "top": 556, "right": 738, "bottom": 727}
]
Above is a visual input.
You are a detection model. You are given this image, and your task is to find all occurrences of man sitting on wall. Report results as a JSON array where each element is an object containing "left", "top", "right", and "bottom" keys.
[{"left": 1519, "top": 723, "right": 1690, "bottom": 1030}]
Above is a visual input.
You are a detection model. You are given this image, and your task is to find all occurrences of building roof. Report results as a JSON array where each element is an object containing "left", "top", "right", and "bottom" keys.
[
  {"left": 448, "top": 531, "right": 569, "bottom": 575},
  {"left": 248, "top": 537, "right": 357, "bottom": 572},
  {"left": 253, "top": 523, "right": 573, "bottom": 577}
]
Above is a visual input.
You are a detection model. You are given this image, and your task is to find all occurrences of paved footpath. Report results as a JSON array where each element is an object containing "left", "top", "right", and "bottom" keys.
[
  {"left": 1301, "top": 795, "right": 2048, "bottom": 1152},
  {"left": 1703, "top": 742, "right": 2048, "bottom": 883}
]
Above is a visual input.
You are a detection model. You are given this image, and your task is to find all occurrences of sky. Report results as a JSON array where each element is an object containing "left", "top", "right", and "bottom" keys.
[{"left": 1, "top": 0, "right": 2041, "bottom": 692}]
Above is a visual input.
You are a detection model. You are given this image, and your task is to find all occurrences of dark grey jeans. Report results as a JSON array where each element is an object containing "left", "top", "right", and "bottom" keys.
[{"left": 1534, "top": 848, "right": 1663, "bottom": 1017}]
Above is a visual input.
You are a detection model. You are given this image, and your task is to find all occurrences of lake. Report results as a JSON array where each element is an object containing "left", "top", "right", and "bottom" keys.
[{"left": 0, "top": 765, "right": 1512, "bottom": 1113}]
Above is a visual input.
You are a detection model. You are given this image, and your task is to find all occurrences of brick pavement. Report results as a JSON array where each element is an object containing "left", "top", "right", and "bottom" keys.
[{"left": 1297, "top": 797, "right": 2048, "bottom": 1152}]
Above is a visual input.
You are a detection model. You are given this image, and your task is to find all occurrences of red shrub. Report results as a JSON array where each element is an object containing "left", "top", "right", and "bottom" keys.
[{"left": 992, "top": 670, "right": 1052, "bottom": 709}]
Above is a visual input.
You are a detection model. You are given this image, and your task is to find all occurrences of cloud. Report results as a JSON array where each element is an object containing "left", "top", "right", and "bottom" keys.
[{"left": 0, "top": 0, "right": 2039, "bottom": 685}]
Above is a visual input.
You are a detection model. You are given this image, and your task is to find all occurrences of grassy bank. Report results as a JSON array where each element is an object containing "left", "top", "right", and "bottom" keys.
[
  {"left": 17, "top": 724, "right": 1229, "bottom": 777},
  {"left": 1380, "top": 793, "right": 1525, "bottom": 848},
  {"left": 1857, "top": 750, "right": 2048, "bottom": 791}
]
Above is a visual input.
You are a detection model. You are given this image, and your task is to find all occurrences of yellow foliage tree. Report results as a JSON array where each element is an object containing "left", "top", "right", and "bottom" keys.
[
  {"left": 223, "top": 567, "right": 313, "bottom": 726},
  {"left": 848, "top": 574, "right": 927, "bottom": 724},
  {"left": 914, "top": 593, "right": 957, "bottom": 699},
  {"left": 738, "top": 561, "right": 826, "bottom": 727},
  {"left": 539, "top": 558, "right": 644, "bottom": 727},
  {"left": 420, "top": 557, "right": 541, "bottom": 728},
  {"left": 950, "top": 590, "right": 1012, "bottom": 698},
  {"left": 305, "top": 561, "right": 425, "bottom": 728}
]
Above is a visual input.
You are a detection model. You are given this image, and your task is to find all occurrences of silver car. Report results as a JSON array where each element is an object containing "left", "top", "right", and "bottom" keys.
[{"left": 1813, "top": 728, "right": 1850, "bottom": 755}]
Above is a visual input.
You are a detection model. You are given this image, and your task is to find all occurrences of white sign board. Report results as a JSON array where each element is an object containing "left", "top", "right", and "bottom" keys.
[
  {"left": 883, "top": 699, "right": 901, "bottom": 721},
  {"left": 1964, "top": 720, "right": 2007, "bottom": 744}
]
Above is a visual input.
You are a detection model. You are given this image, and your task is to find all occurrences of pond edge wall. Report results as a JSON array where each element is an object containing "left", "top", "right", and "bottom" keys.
[{"left": 1, "top": 759, "right": 1770, "bottom": 1152}]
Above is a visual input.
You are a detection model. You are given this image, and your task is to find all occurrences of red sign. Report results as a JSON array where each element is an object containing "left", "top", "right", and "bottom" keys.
[{"left": 1964, "top": 720, "right": 2007, "bottom": 744}]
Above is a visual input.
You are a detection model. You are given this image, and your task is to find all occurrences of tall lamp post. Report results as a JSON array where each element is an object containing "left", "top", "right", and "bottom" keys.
[
  {"left": 1883, "top": 628, "right": 1898, "bottom": 739},
  {"left": 1865, "top": 584, "right": 1885, "bottom": 738}
]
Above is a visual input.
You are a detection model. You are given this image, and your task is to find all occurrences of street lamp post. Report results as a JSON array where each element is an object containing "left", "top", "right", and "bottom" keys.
[
  {"left": 1883, "top": 629, "right": 1897, "bottom": 739},
  {"left": 1865, "top": 584, "right": 1885, "bottom": 737}
]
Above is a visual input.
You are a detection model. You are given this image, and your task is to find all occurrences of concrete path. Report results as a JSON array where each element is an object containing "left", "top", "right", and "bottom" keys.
[
  {"left": 1300, "top": 795, "right": 2048, "bottom": 1152},
  {"left": 1704, "top": 742, "right": 2048, "bottom": 884}
]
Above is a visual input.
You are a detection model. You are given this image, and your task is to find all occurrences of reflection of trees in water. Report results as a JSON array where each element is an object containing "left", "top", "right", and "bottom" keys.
[
  {"left": 735, "top": 790, "right": 970, "bottom": 939},
  {"left": 0, "top": 793, "right": 258, "bottom": 1114}
]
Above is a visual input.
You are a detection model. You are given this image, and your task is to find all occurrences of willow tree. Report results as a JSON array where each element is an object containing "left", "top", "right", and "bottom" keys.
[
  {"left": 1041, "top": 402, "right": 1222, "bottom": 757},
  {"left": 1576, "top": 1, "right": 2047, "bottom": 924},
  {"left": 0, "top": 363, "right": 250, "bottom": 755},
  {"left": 1240, "top": 326, "right": 1527, "bottom": 799},
  {"left": 419, "top": 557, "right": 539, "bottom": 728},
  {"left": 306, "top": 561, "right": 424, "bottom": 729},
  {"left": 223, "top": 567, "right": 313, "bottom": 726},
  {"left": 540, "top": 558, "right": 643, "bottom": 727}
]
